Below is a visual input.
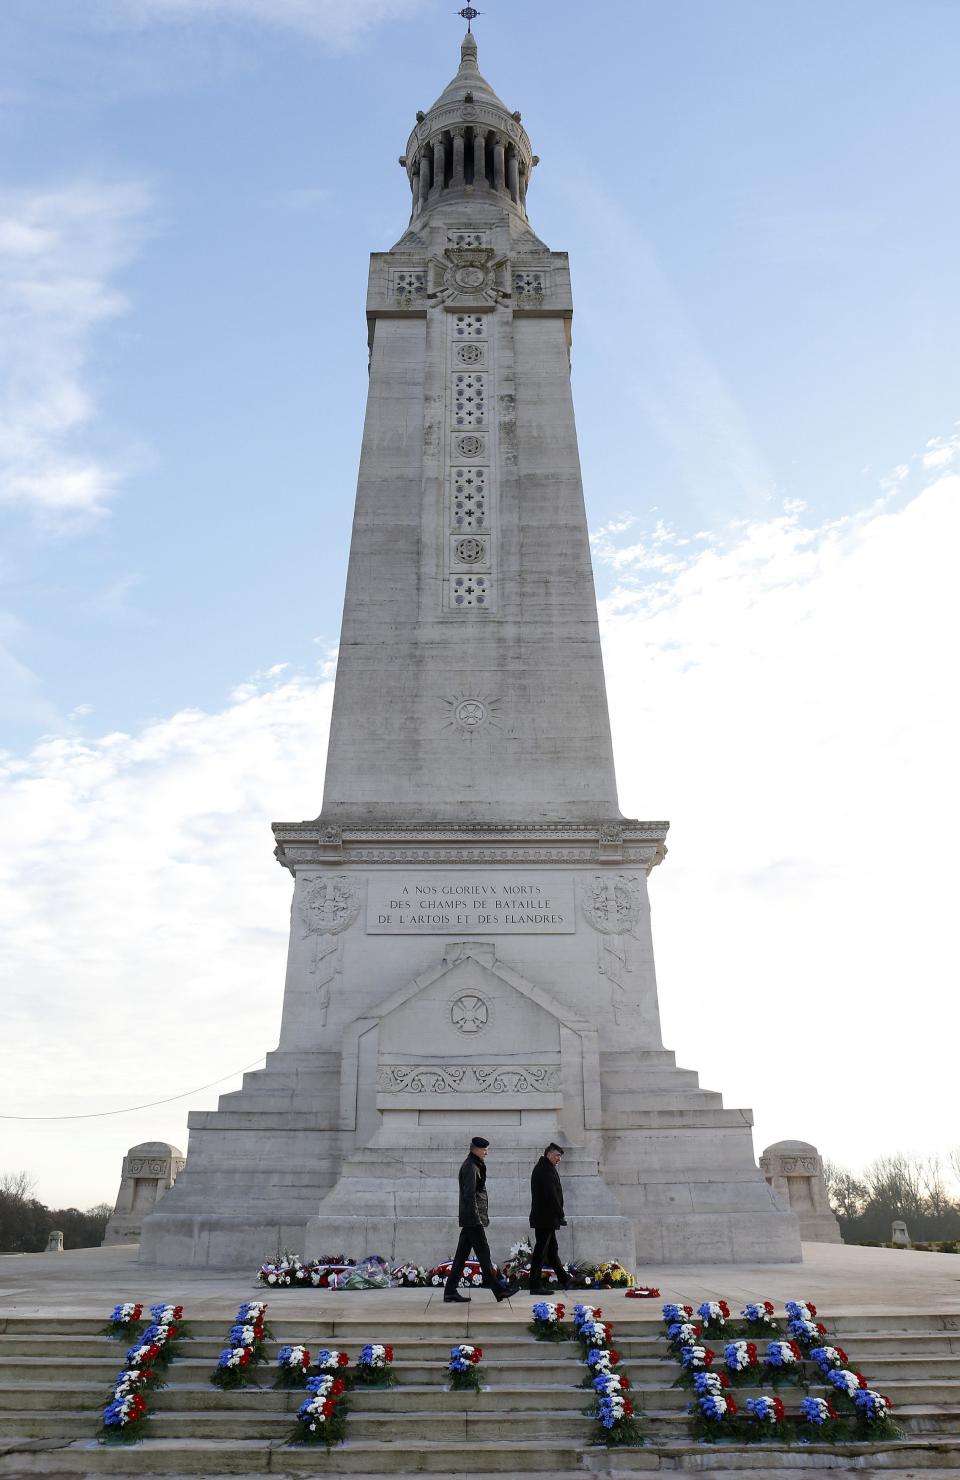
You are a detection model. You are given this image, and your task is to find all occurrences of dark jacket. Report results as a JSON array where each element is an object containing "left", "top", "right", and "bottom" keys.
[
  {"left": 458, "top": 1153, "right": 489, "bottom": 1228},
  {"left": 529, "top": 1154, "right": 566, "bottom": 1230}
]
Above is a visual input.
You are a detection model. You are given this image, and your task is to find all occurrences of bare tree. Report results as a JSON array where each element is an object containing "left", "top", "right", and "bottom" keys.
[
  {"left": 863, "top": 1154, "right": 926, "bottom": 1221},
  {"left": 920, "top": 1156, "right": 954, "bottom": 1218},
  {"left": 822, "top": 1159, "right": 868, "bottom": 1218},
  {"left": 948, "top": 1147, "right": 960, "bottom": 1193},
  {"left": 0, "top": 1171, "right": 36, "bottom": 1202}
]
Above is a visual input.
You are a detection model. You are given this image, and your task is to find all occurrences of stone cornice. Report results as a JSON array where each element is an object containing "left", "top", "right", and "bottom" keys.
[{"left": 272, "top": 819, "right": 669, "bottom": 874}]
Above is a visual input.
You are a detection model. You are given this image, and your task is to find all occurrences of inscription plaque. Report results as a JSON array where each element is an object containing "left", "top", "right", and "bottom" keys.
[{"left": 366, "top": 874, "right": 576, "bottom": 934}]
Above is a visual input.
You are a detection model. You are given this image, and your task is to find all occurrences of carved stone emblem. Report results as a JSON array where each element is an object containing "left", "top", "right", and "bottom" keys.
[
  {"left": 433, "top": 247, "right": 508, "bottom": 306},
  {"left": 454, "top": 699, "right": 487, "bottom": 728},
  {"left": 299, "top": 877, "right": 360, "bottom": 936},
  {"left": 582, "top": 875, "right": 641, "bottom": 935},
  {"left": 377, "top": 1063, "right": 560, "bottom": 1094},
  {"left": 450, "top": 993, "right": 490, "bottom": 1033}
]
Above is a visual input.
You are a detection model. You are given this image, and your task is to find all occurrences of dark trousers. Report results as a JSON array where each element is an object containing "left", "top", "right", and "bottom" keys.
[
  {"left": 445, "top": 1224, "right": 500, "bottom": 1294},
  {"left": 530, "top": 1226, "right": 566, "bottom": 1286}
]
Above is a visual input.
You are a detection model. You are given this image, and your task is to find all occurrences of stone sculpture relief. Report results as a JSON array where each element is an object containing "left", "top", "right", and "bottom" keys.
[
  {"left": 298, "top": 877, "right": 362, "bottom": 1024},
  {"left": 582, "top": 874, "right": 643, "bottom": 1024},
  {"left": 376, "top": 1063, "right": 560, "bottom": 1095}
]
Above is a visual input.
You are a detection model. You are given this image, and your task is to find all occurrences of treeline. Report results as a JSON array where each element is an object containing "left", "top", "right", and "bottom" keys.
[
  {"left": 824, "top": 1153, "right": 960, "bottom": 1244},
  {"left": 0, "top": 1173, "right": 112, "bottom": 1253}
]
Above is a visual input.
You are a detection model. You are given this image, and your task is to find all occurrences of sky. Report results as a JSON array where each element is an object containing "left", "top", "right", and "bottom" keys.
[{"left": 0, "top": 0, "right": 958, "bottom": 1215}]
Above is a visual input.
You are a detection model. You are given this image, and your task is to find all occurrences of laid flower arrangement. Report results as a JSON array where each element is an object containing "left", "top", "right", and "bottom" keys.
[
  {"left": 314, "top": 1348, "right": 351, "bottom": 1375},
  {"left": 100, "top": 1303, "right": 143, "bottom": 1340},
  {"left": 257, "top": 1251, "right": 357, "bottom": 1287},
  {"left": 580, "top": 1344, "right": 622, "bottom": 1388},
  {"left": 274, "top": 1345, "right": 312, "bottom": 1389},
  {"left": 852, "top": 1387, "right": 901, "bottom": 1440},
  {"left": 827, "top": 1367, "right": 869, "bottom": 1400},
  {"left": 677, "top": 1343, "right": 716, "bottom": 1380},
  {"left": 809, "top": 1344, "right": 848, "bottom": 1374},
  {"left": 291, "top": 1372, "right": 348, "bottom": 1447},
  {"left": 690, "top": 1387, "right": 739, "bottom": 1440},
  {"left": 447, "top": 1343, "right": 485, "bottom": 1391},
  {"left": 529, "top": 1300, "right": 569, "bottom": 1342},
  {"left": 784, "top": 1299, "right": 818, "bottom": 1324},
  {"left": 594, "top": 1259, "right": 635, "bottom": 1288},
  {"left": 740, "top": 1300, "right": 777, "bottom": 1334},
  {"left": 391, "top": 1262, "right": 429, "bottom": 1287},
  {"left": 98, "top": 1303, "right": 186, "bottom": 1445},
  {"left": 662, "top": 1303, "right": 694, "bottom": 1324},
  {"left": 722, "top": 1339, "right": 761, "bottom": 1386},
  {"left": 743, "top": 1392, "right": 788, "bottom": 1441},
  {"left": 210, "top": 1302, "right": 272, "bottom": 1389},
  {"left": 800, "top": 1393, "right": 845, "bottom": 1439},
  {"left": 352, "top": 1343, "right": 396, "bottom": 1387},
  {"left": 588, "top": 1369, "right": 642, "bottom": 1446},
  {"left": 125, "top": 1305, "right": 187, "bottom": 1373},
  {"left": 787, "top": 1315, "right": 829, "bottom": 1349},
  {"left": 665, "top": 1319, "right": 702, "bottom": 1351},
  {"left": 624, "top": 1285, "right": 660, "bottom": 1299},
  {"left": 761, "top": 1338, "right": 805, "bottom": 1387},
  {"left": 573, "top": 1306, "right": 614, "bottom": 1354},
  {"left": 696, "top": 1300, "right": 730, "bottom": 1334},
  {"left": 429, "top": 1258, "right": 490, "bottom": 1288},
  {"left": 97, "top": 1377, "right": 149, "bottom": 1445}
]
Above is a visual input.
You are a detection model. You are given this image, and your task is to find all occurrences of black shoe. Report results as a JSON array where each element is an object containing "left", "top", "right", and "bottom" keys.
[
  {"left": 528, "top": 1281, "right": 551, "bottom": 1295},
  {"left": 494, "top": 1282, "right": 520, "bottom": 1302},
  {"left": 443, "top": 1290, "right": 471, "bottom": 1303}
]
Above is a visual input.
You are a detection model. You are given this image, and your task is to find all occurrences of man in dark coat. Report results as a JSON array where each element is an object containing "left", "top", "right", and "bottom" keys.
[
  {"left": 443, "top": 1136, "right": 518, "bottom": 1304},
  {"left": 528, "top": 1142, "right": 572, "bottom": 1294}
]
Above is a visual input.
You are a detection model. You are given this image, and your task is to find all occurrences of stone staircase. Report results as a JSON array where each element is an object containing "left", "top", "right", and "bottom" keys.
[{"left": 0, "top": 1310, "right": 958, "bottom": 1475}]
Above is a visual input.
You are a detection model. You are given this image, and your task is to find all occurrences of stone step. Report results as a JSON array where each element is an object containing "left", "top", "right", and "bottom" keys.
[
  {"left": 600, "top": 1090, "right": 724, "bottom": 1111},
  {"left": 599, "top": 1069, "right": 701, "bottom": 1093},
  {"left": 586, "top": 1442, "right": 960, "bottom": 1473},
  {"left": 0, "top": 1409, "right": 594, "bottom": 1441},
  {"left": 0, "top": 1382, "right": 597, "bottom": 1414},
  {"left": 0, "top": 1437, "right": 587, "bottom": 1474}
]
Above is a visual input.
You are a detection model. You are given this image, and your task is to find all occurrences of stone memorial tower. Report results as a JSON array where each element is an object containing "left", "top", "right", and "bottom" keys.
[{"left": 140, "top": 25, "right": 801, "bottom": 1269}]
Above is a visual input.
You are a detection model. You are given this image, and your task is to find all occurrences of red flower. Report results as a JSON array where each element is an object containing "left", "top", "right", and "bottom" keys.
[
  {"left": 321, "top": 1400, "right": 334, "bottom": 1418},
  {"left": 472, "top": 1348, "right": 483, "bottom": 1362},
  {"left": 165, "top": 1325, "right": 179, "bottom": 1339},
  {"left": 608, "top": 1350, "right": 620, "bottom": 1365},
  {"left": 129, "top": 1394, "right": 146, "bottom": 1420},
  {"left": 620, "top": 1376, "right": 630, "bottom": 1390},
  {"left": 238, "top": 1348, "right": 252, "bottom": 1366},
  {"left": 727, "top": 1398, "right": 738, "bottom": 1416},
  {"left": 719, "top": 1301, "right": 730, "bottom": 1317},
  {"left": 692, "top": 1325, "right": 702, "bottom": 1337},
  {"left": 763, "top": 1301, "right": 774, "bottom": 1314},
  {"left": 855, "top": 1371, "right": 868, "bottom": 1388},
  {"left": 788, "top": 1341, "right": 803, "bottom": 1361},
  {"left": 556, "top": 1305, "right": 565, "bottom": 1318},
  {"left": 772, "top": 1396, "right": 785, "bottom": 1420},
  {"left": 384, "top": 1346, "right": 394, "bottom": 1362},
  {"left": 836, "top": 1346, "right": 848, "bottom": 1365},
  {"left": 603, "top": 1324, "right": 613, "bottom": 1340},
  {"left": 252, "top": 1325, "right": 264, "bottom": 1341},
  {"left": 337, "top": 1353, "right": 349, "bottom": 1367},
  {"left": 816, "top": 1323, "right": 826, "bottom": 1335},
  {"left": 718, "top": 1373, "right": 730, "bottom": 1388},
  {"left": 131, "top": 1305, "right": 143, "bottom": 1320},
  {"left": 331, "top": 1378, "right": 345, "bottom": 1396},
  {"left": 826, "top": 1400, "right": 839, "bottom": 1419},
  {"left": 624, "top": 1399, "right": 634, "bottom": 1416},
  {"left": 807, "top": 1303, "right": 817, "bottom": 1317},
  {"left": 746, "top": 1343, "right": 758, "bottom": 1363},
  {"left": 882, "top": 1394, "right": 893, "bottom": 1408},
  {"left": 145, "top": 1344, "right": 161, "bottom": 1362},
  {"left": 703, "top": 1349, "right": 715, "bottom": 1365},
  {"left": 300, "top": 1353, "right": 310, "bottom": 1369}
]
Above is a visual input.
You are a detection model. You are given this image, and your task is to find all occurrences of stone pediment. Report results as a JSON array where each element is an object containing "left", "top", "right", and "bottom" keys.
[{"left": 338, "top": 940, "right": 600, "bottom": 1140}]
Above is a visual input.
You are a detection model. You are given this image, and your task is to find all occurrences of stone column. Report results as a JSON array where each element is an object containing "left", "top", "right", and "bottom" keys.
[
  {"left": 507, "top": 148, "right": 520, "bottom": 204},
  {"left": 493, "top": 135, "right": 506, "bottom": 194},
  {"left": 471, "top": 129, "right": 486, "bottom": 188},
  {"left": 411, "top": 162, "right": 423, "bottom": 214},
  {"left": 452, "top": 128, "right": 466, "bottom": 188},
  {"left": 430, "top": 137, "right": 445, "bottom": 199}
]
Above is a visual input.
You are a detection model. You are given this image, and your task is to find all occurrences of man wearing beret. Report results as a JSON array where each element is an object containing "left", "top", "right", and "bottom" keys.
[
  {"left": 443, "top": 1136, "right": 518, "bottom": 1303},
  {"left": 528, "top": 1141, "right": 572, "bottom": 1294}
]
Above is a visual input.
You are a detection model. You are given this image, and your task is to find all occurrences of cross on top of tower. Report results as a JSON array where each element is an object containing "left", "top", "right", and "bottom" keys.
[{"left": 457, "top": 6, "right": 481, "bottom": 31}]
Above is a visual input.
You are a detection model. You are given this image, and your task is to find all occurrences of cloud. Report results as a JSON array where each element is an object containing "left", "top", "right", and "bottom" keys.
[
  {"left": 1, "top": 465, "right": 957, "bottom": 1203},
  {"left": 95, "top": 0, "right": 430, "bottom": 46},
  {"left": 0, "top": 180, "right": 150, "bottom": 519}
]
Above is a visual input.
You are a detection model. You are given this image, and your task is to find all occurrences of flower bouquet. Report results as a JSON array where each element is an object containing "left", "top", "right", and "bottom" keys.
[
  {"left": 624, "top": 1285, "right": 660, "bottom": 1299},
  {"left": 743, "top": 1393, "right": 788, "bottom": 1441},
  {"left": 352, "top": 1343, "right": 396, "bottom": 1387},
  {"left": 799, "top": 1394, "right": 845, "bottom": 1440},
  {"left": 97, "top": 1382, "right": 149, "bottom": 1445},
  {"left": 689, "top": 1386, "right": 739, "bottom": 1442},
  {"left": 210, "top": 1302, "right": 271, "bottom": 1389},
  {"left": 722, "top": 1339, "right": 761, "bottom": 1386},
  {"left": 761, "top": 1339, "right": 805, "bottom": 1388},
  {"left": 595, "top": 1260, "right": 634, "bottom": 1288},
  {"left": 257, "top": 1253, "right": 302, "bottom": 1286},
  {"left": 447, "top": 1343, "right": 485, "bottom": 1391},
  {"left": 148, "top": 1303, "right": 191, "bottom": 1340},
  {"left": 588, "top": 1371, "right": 642, "bottom": 1446},
  {"left": 853, "top": 1387, "right": 902, "bottom": 1440},
  {"left": 291, "top": 1373, "right": 348, "bottom": 1447},
  {"left": 529, "top": 1300, "right": 569, "bottom": 1342},
  {"left": 662, "top": 1303, "right": 694, "bottom": 1324},
  {"left": 826, "top": 1367, "right": 869, "bottom": 1402},
  {"left": 696, "top": 1300, "right": 730, "bottom": 1335},
  {"left": 574, "top": 1317, "right": 614, "bottom": 1354},
  {"left": 126, "top": 1306, "right": 186, "bottom": 1373},
  {"left": 565, "top": 1259, "right": 599, "bottom": 1288},
  {"left": 391, "top": 1262, "right": 429, "bottom": 1287},
  {"left": 809, "top": 1343, "right": 848, "bottom": 1374},
  {"left": 787, "top": 1316, "right": 828, "bottom": 1350},
  {"left": 580, "top": 1344, "right": 622, "bottom": 1388},
  {"left": 313, "top": 1348, "right": 351, "bottom": 1376},
  {"left": 100, "top": 1303, "right": 143, "bottom": 1341},
  {"left": 339, "top": 1255, "right": 392, "bottom": 1290},
  {"left": 739, "top": 1300, "right": 777, "bottom": 1335},
  {"left": 274, "top": 1345, "right": 311, "bottom": 1389},
  {"left": 784, "top": 1299, "right": 818, "bottom": 1324},
  {"left": 665, "top": 1319, "right": 702, "bottom": 1352},
  {"left": 429, "top": 1258, "right": 492, "bottom": 1289},
  {"left": 676, "top": 1343, "right": 716, "bottom": 1385}
]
